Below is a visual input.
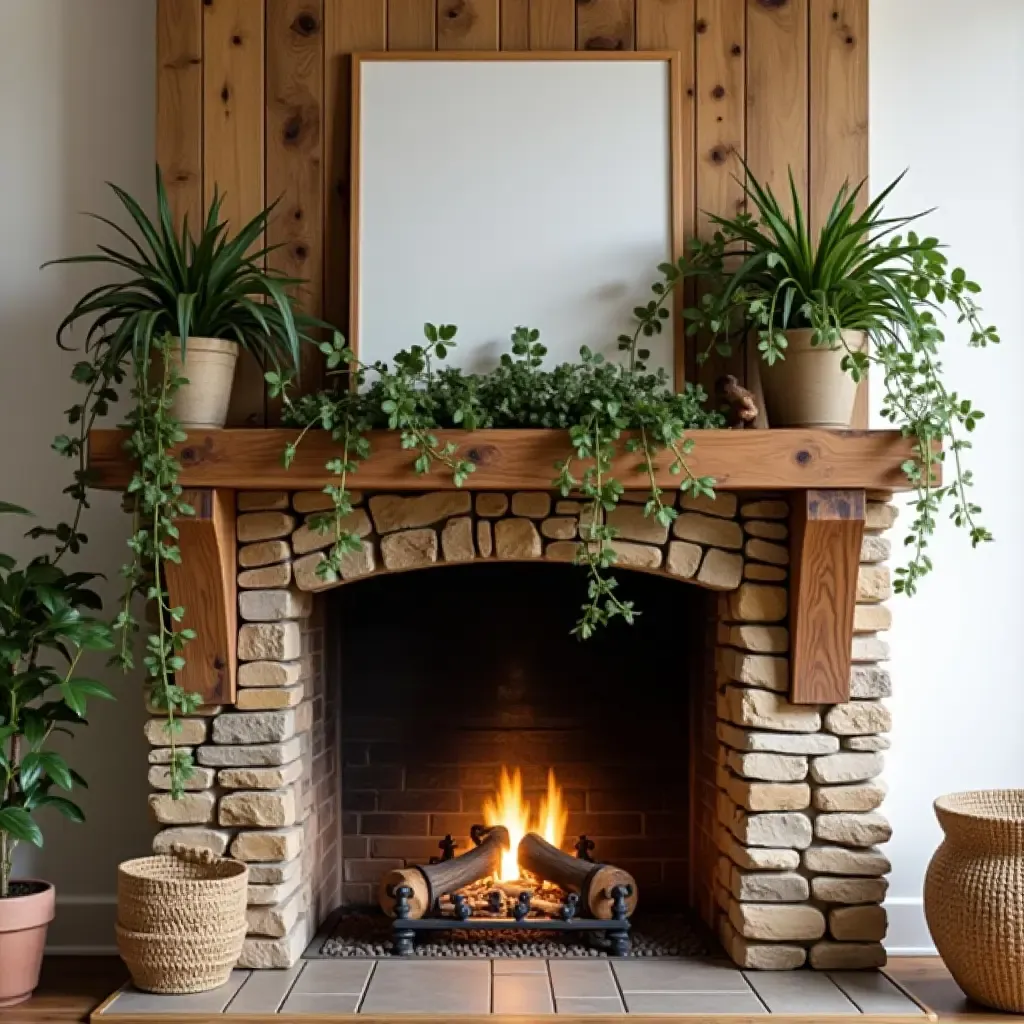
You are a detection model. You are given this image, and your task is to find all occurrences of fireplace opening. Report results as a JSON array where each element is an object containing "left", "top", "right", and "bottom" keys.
[{"left": 315, "top": 561, "right": 721, "bottom": 957}]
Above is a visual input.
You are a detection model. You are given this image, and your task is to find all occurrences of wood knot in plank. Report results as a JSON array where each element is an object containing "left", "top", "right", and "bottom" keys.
[
  {"left": 292, "top": 11, "right": 320, "bottom": 36},
  {"left": 756, "top": 0, "right": 789, "bottom": 7},
  {"left": 465, "top": 445, "right": 498, "bottom": 467},
  {"left": 712, "top": 84, "right": 725, "bottom": 99},
  {"left": 220, "top": 84, "right": 230, "bottom": 104},
  {"left": 231, "top": 34, "right": 243, "bottom": 46},
  {"left": 584, "top": 35, "right": 624, "bottom": 51},
  {"left": 180, "top": 437, "right": 215, "bottom": 468},
  {"left": 283, "top": 114, "right": 303, "bottom": 144},
  {"left": 731, "top": 43, "right": 742, "bottom": 56},
  {"left": 795, "top": 449, "right": 812, "bottom": 466},
  {"left": 710, "top": 145, "right": 729, "bottom": 165},
  {"left": 695, "top": 18, "right": 708, "bottom": 33}
]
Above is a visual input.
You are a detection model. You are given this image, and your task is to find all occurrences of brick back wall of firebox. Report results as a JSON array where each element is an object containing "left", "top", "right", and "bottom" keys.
[{"left": 331, "top": 563, "right": 712, "bottom": 909}]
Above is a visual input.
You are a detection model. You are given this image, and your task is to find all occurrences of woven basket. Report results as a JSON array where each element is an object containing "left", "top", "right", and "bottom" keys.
[
  {"left": 116, "top": 846, "right": 248, "bottom": 994},
  {"left": 925, "top": 790, "right": 1024, "bottom": 1012}
]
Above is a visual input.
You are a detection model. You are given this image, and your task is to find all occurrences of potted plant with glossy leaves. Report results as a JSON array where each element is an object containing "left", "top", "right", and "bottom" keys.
[
  {"left": 46, "top": 168, "right": 317, "bottom": 429},
  {"left": 0, "top": 502, "right": 114, "bottom": 1006}
]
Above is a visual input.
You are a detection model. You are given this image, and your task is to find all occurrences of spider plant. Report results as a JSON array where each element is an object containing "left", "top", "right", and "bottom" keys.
[{"left": 680, "top": 163, "right": 999, "bottom": 596}]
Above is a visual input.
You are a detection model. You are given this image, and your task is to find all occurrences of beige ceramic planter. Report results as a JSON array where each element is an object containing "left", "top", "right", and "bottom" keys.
[
  {"left": 0, "top": 880, "right": 56, "bottom": 1008},
  {"left": 759, "top": 328, "right": 866, "bottom": 428},
  {"left": 164, "top": 337, "right": 239, "bottom": 430}
]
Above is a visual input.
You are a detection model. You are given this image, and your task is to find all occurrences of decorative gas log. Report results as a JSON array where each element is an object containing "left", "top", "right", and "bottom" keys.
[
  {"left": 378, "top": 825, "right": 510, "bottom": 919},
  {"left": 517, "top": 832, "right": 639, "bottom": 920}
]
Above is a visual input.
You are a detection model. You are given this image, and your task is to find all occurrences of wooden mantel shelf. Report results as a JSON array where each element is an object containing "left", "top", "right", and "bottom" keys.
[{"left": 86, "top": 427, "right": 924, "bottom": 493}]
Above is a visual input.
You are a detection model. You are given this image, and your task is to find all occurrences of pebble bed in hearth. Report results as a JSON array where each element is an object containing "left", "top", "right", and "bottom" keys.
[{"left": 316, "top": 909, "right": 713, "bottom": 959}]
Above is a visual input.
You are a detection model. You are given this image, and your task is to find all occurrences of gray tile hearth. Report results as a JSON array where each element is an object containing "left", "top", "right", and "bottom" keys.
[{"left": 98, "top": 958, "right": 927, "bottom": 1017}]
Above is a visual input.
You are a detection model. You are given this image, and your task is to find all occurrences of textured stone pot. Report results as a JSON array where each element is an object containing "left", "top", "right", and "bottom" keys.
[
  {"left": 760, "top": 329, "right": 866, "bottom": 428},
  {"left": 0, "top": 881, "right": 56, "bottom": 1008},
  {"left": 164, "top": 337, "right": 239, "bottom": 430},
  {"left": 925, "top": 790, "right": 1024, "bottom": 1012}
]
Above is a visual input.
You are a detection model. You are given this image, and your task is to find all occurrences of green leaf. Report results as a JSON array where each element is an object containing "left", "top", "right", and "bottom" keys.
[{"left": 0, "top": 807, "right": 43, "bottom": 846}]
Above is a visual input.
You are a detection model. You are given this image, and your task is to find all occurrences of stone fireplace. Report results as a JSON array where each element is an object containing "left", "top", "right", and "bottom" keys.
[{"left": 141, "top": 483, "right": 896, "bottom": 973}]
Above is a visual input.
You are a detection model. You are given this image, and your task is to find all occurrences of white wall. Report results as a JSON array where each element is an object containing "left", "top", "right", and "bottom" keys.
[
  {"left": 871, "top": 0, "right": 1024, "bottom": 952},
  {"left": 0, "top": 0, "right": 156, "bottom": 950}
]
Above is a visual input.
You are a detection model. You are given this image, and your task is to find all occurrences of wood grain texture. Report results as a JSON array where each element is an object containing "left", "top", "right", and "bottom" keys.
[
  {"left": 437, "top": 0, "right": 501, "bottom": 49},
  {"left": 694, "top": 0, "right": 746, "bottom": 393},
  {"left": 811, "top": 0, "right": 869, "bottom": 428},
  {"left": 500, "top": 0, "right": 530, "bottom": 48},
  {"left": 266, "top": 0, "right": 326, "bottom": 421},
  {"left": 528, "top": 0, "right": 576, "bottom": 48},
  {"left": 577, "top": 0, "right": 636, "bottom": 50},
  {"left": 324, "top": 0, "right": 386, "bottom": 358},
  {"left": 388, "top": 0, "right": 438, "bottom": 48},
  {"left": 156, "top": 0, "right": 203, "bottom": 228},
  {"left": 788, "top": 488, "right": 865, "bottom": 704},
  {"left": 87, "top": 428, "right": 926, "bottom": 493},
  {"left": 203, "top": 0, "right": 267, "bottom": 428},
  {"left": 163, "top": 489, "right": 237, "bottom": 706}
]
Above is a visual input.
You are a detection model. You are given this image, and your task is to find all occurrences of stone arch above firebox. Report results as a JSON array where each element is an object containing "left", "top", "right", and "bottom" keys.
[{"left": 234, "top": 489, "right": 791, "bottom": 597}]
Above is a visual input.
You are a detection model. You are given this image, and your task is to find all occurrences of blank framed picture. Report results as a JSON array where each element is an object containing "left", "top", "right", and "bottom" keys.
[{"left": 350, "top": 52, "right": 684, "bottom": 383}]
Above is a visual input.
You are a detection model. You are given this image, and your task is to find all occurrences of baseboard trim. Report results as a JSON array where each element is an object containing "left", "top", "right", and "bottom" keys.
[
  {"left": 884, "top": 896, "right": 936, "bottom": 956},
  {"left": 46, "top": 894, "right": 118, "bottom": 953}
]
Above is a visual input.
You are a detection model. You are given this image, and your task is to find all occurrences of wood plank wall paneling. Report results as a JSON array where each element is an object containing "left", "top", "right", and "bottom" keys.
[{"left": 156, "top": 0, "right": 869, "bottom": 416}]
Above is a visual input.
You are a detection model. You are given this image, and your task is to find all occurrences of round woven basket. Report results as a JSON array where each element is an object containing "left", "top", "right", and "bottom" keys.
[
  {"left": 925, "top": 790, "right": 1024, "bottom": 1013},
  {"left": 116, "top": 847, "right": 248, "bottom": 994}
]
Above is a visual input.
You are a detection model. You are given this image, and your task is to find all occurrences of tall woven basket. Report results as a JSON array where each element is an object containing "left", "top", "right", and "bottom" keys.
[
  {"left": 116, "top": 846, "right": 248, "bottom": 994},
  {"left": 925, "top": 790, "right": 1024, "bottom": 1013}
]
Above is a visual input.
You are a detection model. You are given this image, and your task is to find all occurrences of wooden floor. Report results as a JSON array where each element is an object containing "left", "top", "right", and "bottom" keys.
[{"left": 0, "top": 957, "right": 1019, "bottom": 1023}]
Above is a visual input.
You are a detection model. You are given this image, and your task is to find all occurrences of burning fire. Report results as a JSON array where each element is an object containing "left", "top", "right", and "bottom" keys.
[{"left": 483, "top": 767, "right": 567, "bottom": 882}]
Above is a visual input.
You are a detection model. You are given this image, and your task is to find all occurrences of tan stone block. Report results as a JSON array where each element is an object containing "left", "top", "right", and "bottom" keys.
[
  {"left": 607, "top": 505, "right": 669, "bottom": 545},
  {"left": 148, "top": 746, "right": 192, "bottom": 765},
  {"left": 744, "top": 563, "right": 787, "bottom": 582},
  {"left": 850, "top": 665, "right": 892, "bottom": 699},
  {"left": 238, "top": 492, "right": 290, "bottom": 512},
  {"left": 726, "top": 750, "right": 807, "bottom": 782},
  {"left": 741, "top": 499, "right": 788, "bottom": 520},
  {"left": 812, "top": 876, "right": 889, "bottom": 904},
  {"left": 238, "top": 660, "right": 303, "bottom": 688},
  {"left": 697, "top": 549, "right": 743, "bottom": 590},
  {"left": 291, "top": 552, "right": 337, "bottom": 592},
  {"left": 231, "top": 826, "right": 304, "bottom": 863},
  {"left": 728, "top": 901, "right": 825, "bottom": 941},
  {"left": 813, "top": 781, "right": 887, "bottom": 813},
  {"left": 369, "top": 493, "right": 472, "bottom": 532},
  {"left": 148, "top": 766, "right": 215, "bottom": 791},
  {"left": 858, "top": 564, "right": 892, "bottom": 603},
  {"left": 719, "top": 918, "right": 806, "bottom": 969},
  {"left": 220, "top": 788, "right": 297, "bottom": 828},
  {"left": 238, "top": 564, "right": 293, "bottom": 590},
  {"left": 720, "top": 651, "right": 788, "bottom": 693},
  {"left": 852, "top": 634, "right": 891, "bottom": 663},
  {"left": 494, "top": 518, "right": 542, "bottom": 558},
  {"left": 860, "top": 534, "right": 892, "bottom": 563},
  {"left": 239, "top": 589, "right": 313, "bottom": 623},
  {"left": 197, "top": 737, "right": 302, "bottom": 767},
  {"left": 865, "top": 502, "right": 898, "bottom": 532},
  {"left": 293, "top": 490, "right": 362, "bottom": 514},
  {"left": 476, "top": 493, "right": 509, "bottom": 517},
  {"left": 149, "top": 791, "right": 216, "bottom": 825},
  {"left": 247, "top": 888, "right": 303, "bottom": 938},
  {"left": 810, "top": 752, "right": 883, "bottom": 785},
  {"left": 815, "top": 812, "right": 892, "bottom": 847},
  {"left": 555, "top": 500, "right": 583, "bottom": 515},
  {"left": 441, "top": 517, "right": 475, "bottom": 562},
  {"left": 152, "top": 826, "right": 230, "bottom": 856},
  {"left": 213, "top": 709, "right": 298, "bottom": 745},
  {"left": 681, "top": 492, "right": 738, "bottom": 518},
  {"left": 248, "top": 859, "right": 301, "bottom": 885},
  {"left": 720, "top": 794, "right": 813, "bottom": 848},
  {"left": 219, "top": 761, "right": 303, "bottom": 790},
  {"left": 844, "top": 735, "right": 891, "bottom": 752},
  {"left": 238, "top": 621, "right": 301, "bottom": 662},
  {"left": 237, "top": 512, "right": 296, "bottom": 543},
  {"left": 720, "top": 686, "right": 821, "bottom": 733},
  {"left": 809, "top": 940, "right": 886, "bottom": 969},
  {"left": 854, "top": 604, "right": 892, "bottom": 633},
  {"left": 541, "top": 517, "right": 577, "bottom": 540},
  {"left": 239, "top": 540, "right": 291, "bottom": 568},
  {"left": 238, "top": 917, "right": 309, "bottom": 968},
  {"left": 248, "top": 874, "right": 302, "bottom": 908},
  {"left": 725, "top": 773, "right": 810, "bottom": 812},
  {"left": 825, "top": 701, "right": 891, "bottom": 736},
  {"left": 745, "top": 520, "right": 788, "bottom": 541},
  {"left": 380, "top": 529, "right": 438, "bottom": 570},
  {"left": 717, "top": 828, "right": 800, "bottom": 871},
  {"left": 672, "top": 512, "right": 743, "bottom": 550},
  {"left": 511, "top": 492, "right": 551, "bottom": 518},
  {"left": 144, "top": 717, "right": 208, "bottom": 746},
  {"left": 730, "top": 867, "right": 809, "bottom": 902},
  {"left": 610, "top": 541, "right": 662, "bottom": 569},
  {"left": 803, "top": 844, "right": 891, "bottom": 877},
  {"left": 745, "top": 538, "right": 789, "bottom": 566},
  {"left": 545, "top": 541, "right": 578, "bottom": 563},
  {"left": 477, "top": 521, "right": 493, "bottom": 557},
  {"left": 717, "top": 721, "right": 838, "bottom": 755},
  {"left": 729, "top": 584, "right": 787, "bottom": 623},
  {"left": 292, "top": 509, "right": 372, "bottom": 556},
  {"left": 666, "top": 540, "right": 702, "bottom": 579},
  {"left": 236, "top": 686, "right": 304, "bottom": 710},
  {"left": 728, "top": 625, "right": 789, "bottom": 654}
]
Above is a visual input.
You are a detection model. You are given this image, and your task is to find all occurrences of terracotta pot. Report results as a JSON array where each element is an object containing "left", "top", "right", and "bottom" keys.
[
  {"left": 0, "top": 880, "right": 56, "bottom": 1008},
  {"left": 925, "top": 790, "right": 1024, "bottom": 1013},
  {"left": 164, "top": 337, "right": 239, "bottom": 430},
  {"left": 759, "top": 328, "right": 866, "bottom": 428}
]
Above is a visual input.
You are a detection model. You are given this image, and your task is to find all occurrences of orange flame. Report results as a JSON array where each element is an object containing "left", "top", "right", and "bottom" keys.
[{"left": 482, "top": 767, "right": 567, "bottom": 882}]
